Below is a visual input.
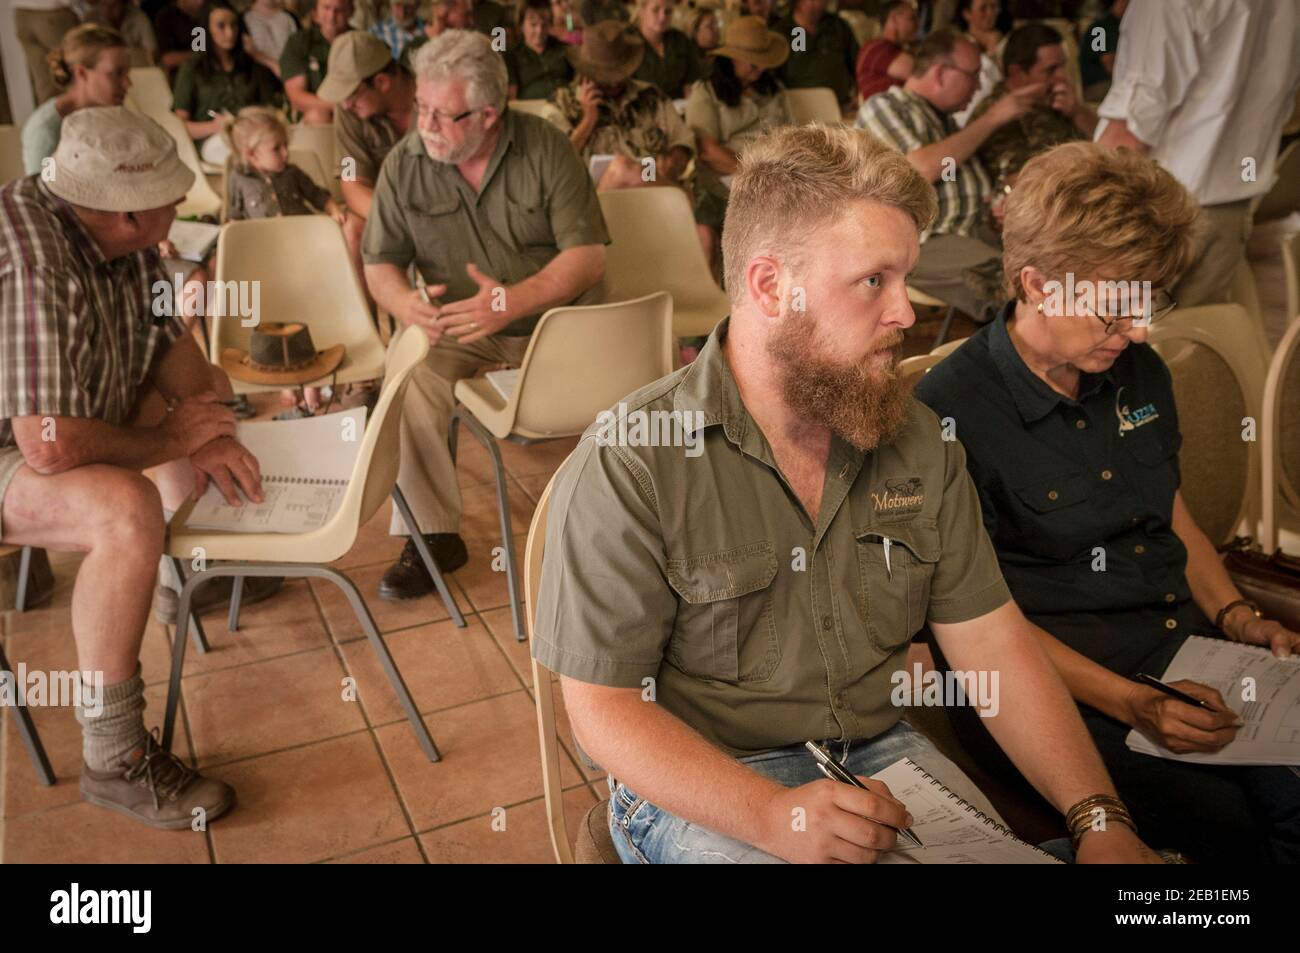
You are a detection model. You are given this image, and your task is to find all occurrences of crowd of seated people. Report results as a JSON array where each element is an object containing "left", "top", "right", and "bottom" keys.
[{"left": 4, "top": 0, "right": 1300, "bottom": 865}]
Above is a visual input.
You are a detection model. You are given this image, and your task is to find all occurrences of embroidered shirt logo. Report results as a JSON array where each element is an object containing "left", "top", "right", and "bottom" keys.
[
  {"left": 1115, "top": 386, "right": 1159, "bottom": 436},
  {"left": 872, "top": 477, "right": 925, "bottom": 513}
]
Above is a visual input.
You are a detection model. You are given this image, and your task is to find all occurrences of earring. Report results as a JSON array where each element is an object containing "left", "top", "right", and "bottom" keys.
[{"left": 1036, "top": 302, "right": 1044, "bottom": 313}]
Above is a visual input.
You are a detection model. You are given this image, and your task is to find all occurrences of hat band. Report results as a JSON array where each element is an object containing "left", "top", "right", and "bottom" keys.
[
  {"left": 728, "top": 42, "right": 775, "bottom": 54},
  {"left": 245, "top": 353, "right": 321, "bottom": 372}
]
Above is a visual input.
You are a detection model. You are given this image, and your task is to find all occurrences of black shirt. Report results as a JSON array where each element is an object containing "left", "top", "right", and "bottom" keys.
[{"left": 915, "top": 303, "right": 1202, "bottom": 677}]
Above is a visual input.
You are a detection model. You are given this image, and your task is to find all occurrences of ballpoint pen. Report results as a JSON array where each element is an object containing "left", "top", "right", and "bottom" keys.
[{"left": 805, "top": 741, "right": 923, "bottom": 848}]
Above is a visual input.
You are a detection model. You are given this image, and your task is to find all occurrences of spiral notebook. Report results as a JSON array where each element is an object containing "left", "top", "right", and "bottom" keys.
[
  {"left": 184, "top": 408, "right": 367, "bottom": 534},
  {"left": 872, "top": 759, "right": 1063, "bottom": 864}
]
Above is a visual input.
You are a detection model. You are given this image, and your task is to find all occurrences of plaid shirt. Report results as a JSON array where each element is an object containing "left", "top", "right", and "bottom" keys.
[
  {"left": 855, "top": 86, "right": 994, "bottom": 241},
  {"left": 0, "top": 176, "right": 186, "bottom": 451},
  {"left": 370, "top": 17, "right": 425, "bottom": 60}
]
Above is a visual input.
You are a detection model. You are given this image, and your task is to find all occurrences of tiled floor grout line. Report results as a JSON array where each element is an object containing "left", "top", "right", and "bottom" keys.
[{"left": 305, "top": 568, "right": 433, "bottom": 865}]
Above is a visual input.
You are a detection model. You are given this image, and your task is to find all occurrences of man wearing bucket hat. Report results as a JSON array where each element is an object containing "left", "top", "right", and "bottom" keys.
[
  {"left": 551, "top": 19, "right": 695, "bottom": 190},
  {"left": 318, "top": 30, "right": 415, "bottom": 258},
  {"left": 685, "top": 15, "right": 792, "bottom": 267},
  {"left": 0, "top": 107, "right": 268, "bottom": 828},
  {"left": 361, "top": 30, "right": 608, "bottom": 600}
]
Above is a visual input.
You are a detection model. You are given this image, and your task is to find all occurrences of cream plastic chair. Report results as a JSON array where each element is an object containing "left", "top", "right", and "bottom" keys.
[
  {"left": 288, "top": 122, "right": 343, "bottom": 202},
  {"left": 897, "top": 352, "right": 944, "bottom": 391},
  {"left": 452, "top": 291, "right": 675, "bottom": 643},
  {"left": 509, "top": 99, "right": 567, "bottom": 128},
  {"left": 1150, "top": 304, "right": 1267, "bottom": 544},
  {"left": 838, "top": 11, "right": 881, "bottom": 46},
  {"left": 149, "top": 110, "right": 223, "bottom": 218},
  {"left": 124, "top": 66, "right": 173, "bottom": 117},
  {"left": 783, "top": 87, "right": 842, "bottom": 125},
  {"left": 598, "top": 189, "right": 728, "bottom": 339},
  {"left": 1253, "top": 140, "right": 1300, "bottom": 224},
  {"left": 0, "top": 125, "right": 24, "bottom": 185},
  {"left": 1260, "top": 314, "right": 1300, "bottom": 552},
  {"left": 1283, "top": 231, "right": 1300, "bottom": 331},
  {"left": 161, "top": 326, "right": 465, "bottom": 763},
  {"left": 211, "top": 215, "right": 385, "bottom": 394},
  {"left": 907, "top": 284, "right": 959, "bottom": 347},
  {"left": 526, "top": 474, "right": 620, "bottom": 864}
]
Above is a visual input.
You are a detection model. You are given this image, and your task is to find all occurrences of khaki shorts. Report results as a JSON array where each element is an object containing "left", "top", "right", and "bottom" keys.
[{"left": 0, "top": 445, "right": 28, "bottom": 541}]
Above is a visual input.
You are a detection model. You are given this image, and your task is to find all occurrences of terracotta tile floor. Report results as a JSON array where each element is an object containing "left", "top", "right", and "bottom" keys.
[{"left": 0, "top": 308, "right": 970, "bottom": 864}]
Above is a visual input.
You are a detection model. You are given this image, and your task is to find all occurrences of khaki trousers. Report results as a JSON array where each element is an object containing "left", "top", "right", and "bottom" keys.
[
  {"left": 1173, "top": 198, "right": 1253, "bottom": 307},
  {"left": 389, "top": 331, "right": 532, "bottom": 536},
  {"left": 15, "top": 7, "right": 81, "bottom": 104}
]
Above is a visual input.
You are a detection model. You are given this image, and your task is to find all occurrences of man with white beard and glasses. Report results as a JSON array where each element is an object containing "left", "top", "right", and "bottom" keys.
[
  {"left": 361, "top": 29, "right": 608, "bottom": 600},
  {"left": 532, "top": 123, "right": 1162, "bottom": 864}
]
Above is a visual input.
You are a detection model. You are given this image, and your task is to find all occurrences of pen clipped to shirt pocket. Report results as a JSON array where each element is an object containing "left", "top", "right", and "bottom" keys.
[{"left": 855, "top": 522, "right": 940, "bottom": 651}]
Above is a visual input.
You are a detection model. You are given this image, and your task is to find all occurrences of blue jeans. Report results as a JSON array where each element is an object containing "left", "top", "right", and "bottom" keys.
[{"left": 608, "top": 721, "right": 1022, "bottom": 864}]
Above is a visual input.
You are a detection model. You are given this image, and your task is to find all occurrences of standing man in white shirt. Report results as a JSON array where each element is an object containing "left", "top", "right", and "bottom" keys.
[{"left": 1095, "top": 0, "right": 1300, "bottom": 307}]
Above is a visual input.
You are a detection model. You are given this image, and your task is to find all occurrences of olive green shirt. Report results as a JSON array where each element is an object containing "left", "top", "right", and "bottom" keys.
[
  {"left": 532, "top": 319, "right": 1012, "bottom": 757},
  {"left": 335, "top": 106, "right": 405, "bottom": 184},
  {"left": 506, "top": 39, "right": 574, "bottom": 101},
  {"left": 171, "top": 59, "right": 282, "bottom": 130},
  {"left": 360, "top": 109, "right": 610, "bottom": 337},
  {"left": 280, "top": 24, "right": 337, "bottom": 94},
  {"left": 774, "top": 12, "right": 859, "bottom": 107},
  {"left": 633, "top": 28, "right": 705, "bottom": 99}
]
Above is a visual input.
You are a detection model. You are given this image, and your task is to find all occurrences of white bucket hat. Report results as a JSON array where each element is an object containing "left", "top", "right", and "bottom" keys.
[{"left": 45, "top": 106, "right": 195, "bottom": 213}]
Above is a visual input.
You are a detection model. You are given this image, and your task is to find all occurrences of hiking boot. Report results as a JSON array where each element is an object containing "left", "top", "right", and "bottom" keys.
[
  {"left": 152, "top": 573, "right": 285, "bottom": 625},
  {"left": 81, "top": 729, "right": 234, "bottom": 830},
  {"left": 378, "top": 534, "right": 468, "bottom": 601}
]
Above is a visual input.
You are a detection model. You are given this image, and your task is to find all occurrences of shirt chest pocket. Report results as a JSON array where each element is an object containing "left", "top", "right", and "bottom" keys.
[
  {"left": 1008, "top": 470, "right": 1094, "bottom": 564},
  {"left": 665, "top": 541, "right": 780, "bottom": 684},
  {"left": 855, "top": 521, "right": 940, "bottom": 652},
  {"left": 504, "top": 180, "right": 553, "bottom": 248},
  {"left": 407, "top": 194, "right": 464, "bottom": 280}
]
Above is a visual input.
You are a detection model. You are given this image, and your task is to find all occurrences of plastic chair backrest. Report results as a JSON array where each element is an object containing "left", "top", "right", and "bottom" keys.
[
  {"left": 510, "top": 292, "right": 675, "bottom": 437},
  {"left": 150, "top": 110, "right": 223, "bottom": 218},
  {"left": 509, "top": 99, "right": 566, "bottom": 128},
  {"left": 898, "top": 352, "right": 943, "bottom": 391},
  {"left": 212, "top": 215, "right": 380, "bottom": 380},
  {"left": 1150, "top": 304, "right": 1265, "bottom": 544},
  {"left": 597, "top": 187, "right": 729, "bottom": 338},
  {"left": 1254, "top": 140, "right": 1300, "bottom": 223},
  {"left": 0, "top": 126, "right": 23, "bottom": 186},
  {"left": 783, "top": 87, "right": 841, "bottom": 125},
  {"left": 125, "top": 67, "right": 172, "bottom": 117},
  {"left": 287, "top": 123, "right": 341, "bottom": 200},
  {"left": 1261, "top": 314, "right": 1300, "bottom": 550},
  {"left": 524, "top": 472, "right": 574, "bottom": 864},
  {"left": 353, "top": 326, "right": 431, "bottom": 527},
  {"left": 839, "top": 10, "right": 881, "bottom": 45}
]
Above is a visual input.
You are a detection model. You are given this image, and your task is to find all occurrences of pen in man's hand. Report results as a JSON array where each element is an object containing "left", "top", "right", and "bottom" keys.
[{"left": 805, "top": 741, "right": 923, "bottom": 848}]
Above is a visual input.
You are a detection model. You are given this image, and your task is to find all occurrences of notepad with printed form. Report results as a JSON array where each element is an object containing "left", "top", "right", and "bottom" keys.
[
  {"left": 872, "top": 759, "right": 1064, "bottom": 864},
  {"left": 183, "top": 408, "right": 367, "bottom": 534}
]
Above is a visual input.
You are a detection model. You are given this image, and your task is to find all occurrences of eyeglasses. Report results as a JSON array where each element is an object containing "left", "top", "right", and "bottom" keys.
[
  {"left": 1077, "top": 290, "right": 1178, "bottom": 335},
  {"left": 417, "top": 104, "right": 482, "bottom": 127}
]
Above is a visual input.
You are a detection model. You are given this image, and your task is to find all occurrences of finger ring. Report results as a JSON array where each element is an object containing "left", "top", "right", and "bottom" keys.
[{"left": 470, "top": 321, "right": 477, "bottom": 330}]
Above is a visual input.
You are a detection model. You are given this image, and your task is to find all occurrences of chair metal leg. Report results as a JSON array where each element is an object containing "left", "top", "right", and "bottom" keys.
[
  {"left": 391, "top": 486, "right": 466, "bottom": 628},
  {"left": 0, "top": 644, "right": 55, "bottom": 785},
  {"left": 169, "top": 557, "right": 210, "bottom": 654},
  {"left": 327, "top": 567, "right": 440, "bottom": 762},
  {"left": 14, "top": 545, "right": 32, "bottom": 613},
  {"left": 227, "top": 576, "right": 244, "bottom": 632},
  {"left": 162, "top": 565, "right": 210, "bottom": 751},
  {"left": 447, "top": 411, "right": 460, "bottom": 463},
  {"left": 456, "top": 411, "right": 525, "bottom": 642},
  {"left": 933, "top": 306, "right": 957, "bottom": 348}
]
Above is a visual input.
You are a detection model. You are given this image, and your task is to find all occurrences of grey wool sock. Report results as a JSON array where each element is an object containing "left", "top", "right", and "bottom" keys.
[{"left": 76, "top": 665, "right": 148, "bottom": 772}]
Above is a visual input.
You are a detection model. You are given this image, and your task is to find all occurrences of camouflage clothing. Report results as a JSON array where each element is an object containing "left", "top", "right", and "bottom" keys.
[
  {"left": 551, "top": 78, "right": 694, "bottom": 162},
  {"left": 969, "top": 81, "right": 1085, "bottom": 184}
]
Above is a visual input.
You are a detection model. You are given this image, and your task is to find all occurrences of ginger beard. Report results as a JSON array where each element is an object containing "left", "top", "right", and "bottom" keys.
[{"left": 766, "top": 307, "right": 911, "bottom": 452}]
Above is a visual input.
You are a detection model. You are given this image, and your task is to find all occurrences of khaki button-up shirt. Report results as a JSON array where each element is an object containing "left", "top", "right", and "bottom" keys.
[
  {"left": 360, "top": 109, "right": 609, "bottom": 337},
  {"left": 533, "top": 319, "right": 1011, "bottom": 757},
  {"left": 335, "top": 106, "right": 405, "bottom": 185}
]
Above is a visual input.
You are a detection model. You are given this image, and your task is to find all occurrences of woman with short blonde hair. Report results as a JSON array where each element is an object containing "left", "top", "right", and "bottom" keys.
[
  {"left": 21, "top": 24, "right": 131, "bottom": 175},
  {"left": 917, "top": 141, "right": 1300, "bottom": 863}
]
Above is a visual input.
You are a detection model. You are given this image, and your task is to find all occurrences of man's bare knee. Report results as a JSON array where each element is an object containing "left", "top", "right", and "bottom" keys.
[{"left": 90, "top": 469, "right": 165, "bottom": 553}]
